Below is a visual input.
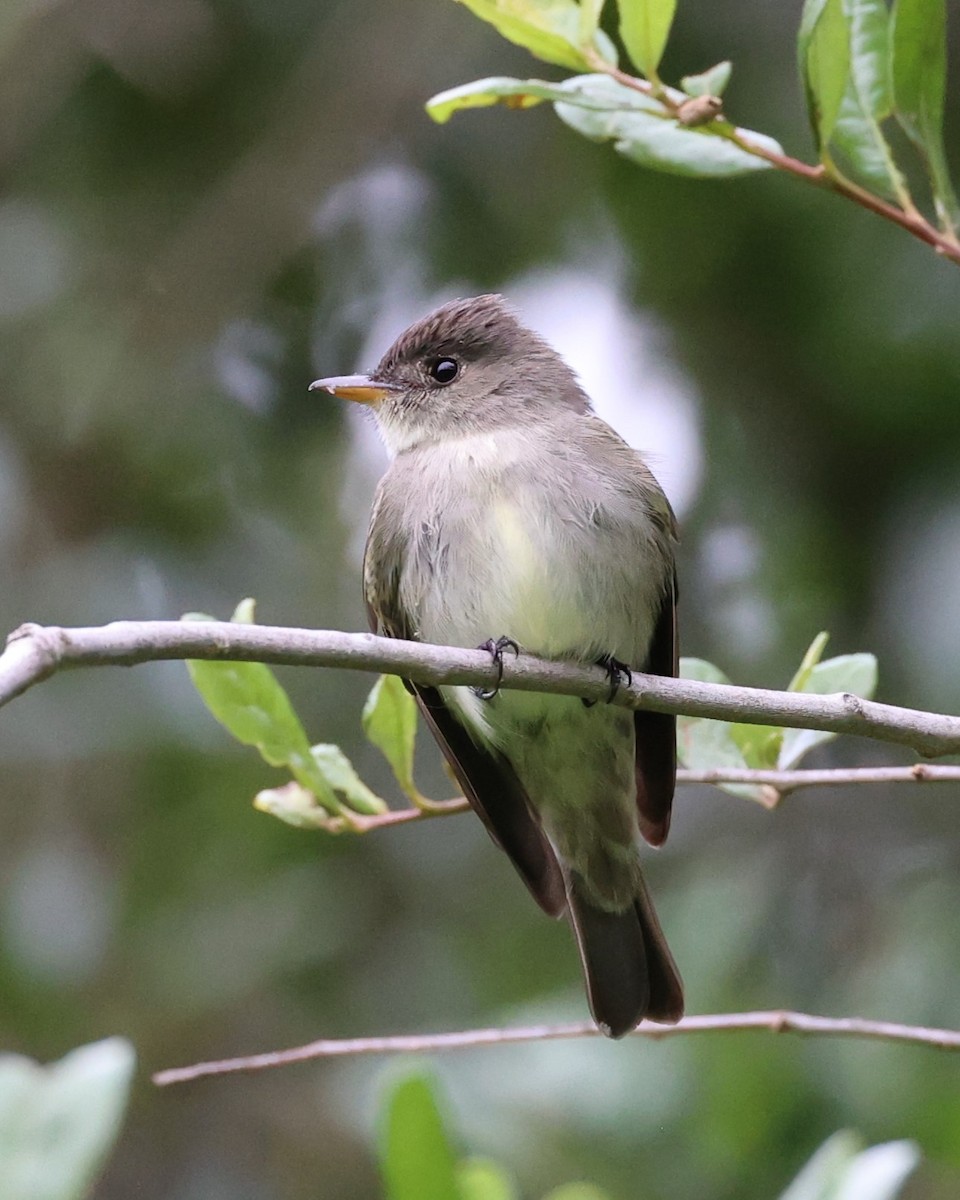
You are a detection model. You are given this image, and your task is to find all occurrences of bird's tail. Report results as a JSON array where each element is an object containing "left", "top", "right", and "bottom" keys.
[{"left": 566, "top": 870, "right": 684, "bottom": 1038}]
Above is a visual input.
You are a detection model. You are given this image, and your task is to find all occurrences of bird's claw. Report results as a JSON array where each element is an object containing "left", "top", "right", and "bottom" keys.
[
  {"left": 582, "top": 655, "right": 633, "bottom": 707},
  {"left": 475, "top": 635, "right": 520, "bottom": 700}
]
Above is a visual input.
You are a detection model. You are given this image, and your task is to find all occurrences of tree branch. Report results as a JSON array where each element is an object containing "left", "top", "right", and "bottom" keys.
[
  {"left": 3, "top": 621, "right": 960, "bottom": 756},
  {"left": 315, "top": 764, "right": 960, "bottom": 833},
  {"left": 679, "top": 764, "right": 960, "bottom": 789},
  {"left": 582, "top": 56, "right": 960, "bottom": 268},
  {"left": 152, "top": 1008, "right": 960, "bottom": 1085}
]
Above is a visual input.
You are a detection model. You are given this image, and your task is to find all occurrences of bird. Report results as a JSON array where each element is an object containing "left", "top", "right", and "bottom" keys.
[{"left": 310, "top": 294, "right": 683, "bottom": 1037}]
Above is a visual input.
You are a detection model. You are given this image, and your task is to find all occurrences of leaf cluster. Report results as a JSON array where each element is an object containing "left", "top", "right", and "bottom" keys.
[
  {"left": 679, "top": 632, "right": 877, "bottom": 805},
  {"left": 185, "top": 600, "right": 424, "bottom": 829},
  {"left": 426, "top": 0, "right": 959, "bottom": 254}
]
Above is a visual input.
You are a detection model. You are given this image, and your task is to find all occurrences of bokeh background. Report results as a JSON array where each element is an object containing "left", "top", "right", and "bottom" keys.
[{"left": 2, "top": 1, "right": 960, "bottom": 1197}]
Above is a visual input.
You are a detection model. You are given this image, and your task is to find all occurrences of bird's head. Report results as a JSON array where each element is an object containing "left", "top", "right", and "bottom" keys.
[{"left": 310, "top": 294, "right": 590, "bottom": 453}]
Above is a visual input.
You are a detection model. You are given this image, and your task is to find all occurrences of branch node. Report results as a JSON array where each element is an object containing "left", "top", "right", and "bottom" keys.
[
  {"left": 8, "top": 622, "right": 46, "bottom": 648},
  {"left": 676, "top": 95, "right": 723, "bottom": 127}
]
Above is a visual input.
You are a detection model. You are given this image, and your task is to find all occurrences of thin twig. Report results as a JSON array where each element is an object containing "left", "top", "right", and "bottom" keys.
[
  {"left": 583, "top": 56, "right": 960, "bottom": 267},
  {"left": 152, "top": 1008, "right": 960, "bottom": 1085},
  {"left": 314, "top": 764, "right": 960, "bottom": 833},
  {"left": 730, "top": 126, "right": 960, "bottom": 266},
  {"left": 315, "top": 797, "right": 469, "bottom": 833},
  {"left": 679, "top": 763, "right": 960, "bottom": 791},
  {"left": 3, "top": 621, "right": 960, "bottom": 756}
]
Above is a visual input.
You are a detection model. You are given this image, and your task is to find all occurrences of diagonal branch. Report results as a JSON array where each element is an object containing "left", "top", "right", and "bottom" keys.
[
  {"left": 3, "top": 620, "right": 960, "bottom": 756},
  {"left": 581, "top": 54, "right": 960, "bottom": 268},
  {"left": 152, "top": 1008, "right": 960, "bottom": 1085}
]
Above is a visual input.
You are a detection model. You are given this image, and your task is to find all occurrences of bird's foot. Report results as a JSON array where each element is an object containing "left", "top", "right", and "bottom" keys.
[
  {"left": 582, "top": 655, "right": 633, "bottom": 707},
  {"left": 475, "top": 635, "right": 520, "bottom": 700}
]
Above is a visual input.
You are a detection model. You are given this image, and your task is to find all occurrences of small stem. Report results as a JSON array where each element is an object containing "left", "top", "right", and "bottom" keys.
[
  {"left": 712, "top": 123, "right": 960, "bottom": 266},
  {"left": 319, "top": 764, "right": 960, "bottom": 835},
  {"left": 681, "top": 763, "right": 960, "bottom": 790},
  {"left": 581, "top": 57, "right": 960, "bottom": 268},
  {"left": 316, "top": 797, "right": 470, "bottom": 833},
  {"left": 152, "top": 1008, "right": 960, "bottom": 1084}
]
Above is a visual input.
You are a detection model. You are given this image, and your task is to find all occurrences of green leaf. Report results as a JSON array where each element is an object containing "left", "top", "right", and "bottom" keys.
[
  {"left": 787, "top": 630, "right": 831, "bottom": 693},
  {"left": 778, "top": 1131, "right": 919, "bottom": 1200},
  {"left": 362, "top": 675, "right": 420, "bottom": 800},
  {"left": 617, "top": 0, "right": 676, "bottom": 80},
  {"left": 828, "top": 0, "right": 910, "bottom": 202},
  {"left": 456, "top": 1158, "right": 519, "bottom": 1200},
  {"left": 681, "top": 642, "right": 878, "bottom": 794},
  {"left": 844, "top": 0, "right": 893, "bottom": 118},
  {"left": 310, "top": 744, "right": 387, "bottom": 815},
  {"left": 891, "top": 0, "right": 946, "bottom": 141},
  {"left": 780, "top": 1131, "right": 864, "bottom": 1200},
  {"left": 677, "top": 715, "right": 757, "bottom": 793},
  {"left": 184, "top": 606, "right": 341, "bottom": 814},
  {"left": 427, "top": 76, "right": 575, "bottom": 124},
  {"left": 554, "top": 74, "right": 781, "bottom": 177},
  {"left": 231, "top": 596, "right": 257, "bottom": 624},
  {"left": 808, "top": 650, "right": 877, "bottom": 702},
  {"left": 834, "top": 1139, "right": 920, "bottom": 1200},
  {"left": 891, "top": 0, "right": 960, "bottom": 233},
  {"left": 798, "top": 0, "right": 851, "bottom": 149},
  {"left": 681, "top": 60, "right": 732, "bottom": 97},
  {"left": 729, "top": 721, "right": 783, "bottom": 770},
  {"left": 679, "top": 657, "right": 731, "bottom": 685},
  {"left": 185, "top": 656, "right": 309, "bottom": 771},
  {"left": 0, "top": 1038, "right": 135, "bottom": 1200},
  {"left": 579, "top": 0, "right": 606, "bottom": 43},
  {"left": 677, "top": 659, "right": 773, "bottom": 804},
  {"left": 451, "top": 0, "right": 612, "bottom": 72},
  {"left": 380, "top": 1073, "right": 460, "bottom": 1200},
  {"left": 779, "top": 651, "right": 878, "bottom": 768}
]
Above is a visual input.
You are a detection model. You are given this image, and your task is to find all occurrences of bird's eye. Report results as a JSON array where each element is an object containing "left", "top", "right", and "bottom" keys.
[{"left": 428, "top": 358, "right": 459, "bottom": 385}]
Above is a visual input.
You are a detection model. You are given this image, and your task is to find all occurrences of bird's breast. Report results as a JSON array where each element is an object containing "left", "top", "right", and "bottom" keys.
[{"left": 391, "top": 433, "right": 666, "bottom": 663}]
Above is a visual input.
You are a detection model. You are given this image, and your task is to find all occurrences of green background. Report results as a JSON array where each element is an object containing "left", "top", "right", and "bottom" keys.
[{"left": 0, "top": 1, "right": 958, "bottom": 1196}]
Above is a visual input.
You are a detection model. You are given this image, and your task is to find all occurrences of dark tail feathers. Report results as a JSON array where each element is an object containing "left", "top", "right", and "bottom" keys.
[{"left": 567, "top": 871, "right": 684, "bottom": 1038}]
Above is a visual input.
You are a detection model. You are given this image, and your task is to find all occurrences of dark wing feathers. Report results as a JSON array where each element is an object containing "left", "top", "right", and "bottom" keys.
[
  {"left": 634, "top": 572, "right": 678, "bottom": 847},
  {"left": 412, "top": 684, "right": 566, "bottom": 917},
  {"left": 364, "top": 576, "right": 566, "bottom": 919},
  {"left": 567, "top": 868, "right": 684, "bottom": 1035}
]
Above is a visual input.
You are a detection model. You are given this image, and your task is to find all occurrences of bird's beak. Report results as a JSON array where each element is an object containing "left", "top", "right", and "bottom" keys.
[{"left": 308, "top": 374, "right": 397, "bottom": 405}]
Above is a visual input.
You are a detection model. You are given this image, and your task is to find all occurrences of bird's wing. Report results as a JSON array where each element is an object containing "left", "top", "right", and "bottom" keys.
[
  {"left": 634, "top": 571, "right": 678, "bottom": 847},
  {"left": 362, "top": 520, "right": 567, "bottom": 919},
  {"left": 410, "top": 683, "right": 567, "bottom": 917}
]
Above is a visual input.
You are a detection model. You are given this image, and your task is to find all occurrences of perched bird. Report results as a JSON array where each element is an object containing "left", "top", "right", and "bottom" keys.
[{"left": 311, "top": 295, "right": 683, "bottom": 1036}]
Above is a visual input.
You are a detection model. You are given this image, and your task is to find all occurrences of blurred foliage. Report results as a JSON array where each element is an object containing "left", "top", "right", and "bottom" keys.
[
  {"left": 0, "top": 1051, "right": 920, "bottom": 1200},
  {"left": 187, "top": 598, "right": 388, "bottom": 821},
  {"left": 0, "top": 1038, "right": 134, "bottom": 1200},
  {"left": 1, "top": 0, "right": 960, "bottom": 1197},
  {"left": 376, "top": 1070, "right": 920, "bottom": 1200}
]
